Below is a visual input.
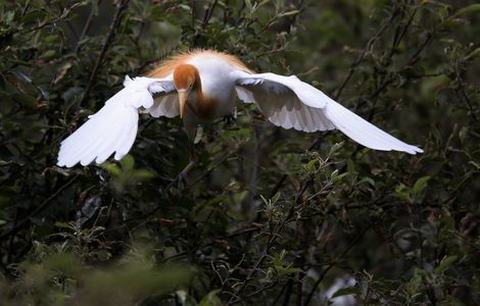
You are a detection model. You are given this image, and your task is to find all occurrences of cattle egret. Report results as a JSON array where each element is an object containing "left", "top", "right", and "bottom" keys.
[{"left": 57, "top": 49, "right": 423, "bottom": 168}]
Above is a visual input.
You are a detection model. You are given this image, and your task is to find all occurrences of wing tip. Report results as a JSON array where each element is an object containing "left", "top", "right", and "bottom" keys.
[
  {"left": 395, "top": 143, "right": 423, "bottom": 155},
  {"left": 56, "top": 152, "right": 122, "bottom": 168},
  {"left": 384, "top": 144, "right": 423, "bottom": 155},
  {"left": 408, "top": 145, "right": 424, "bottom": 155},
  {"left": 56, "top": 158, "right": 78, "bottom": 168},
  {"left": 123, "top": 75, "right": 133, "bottom": 86},
  {"left": 57, "top": 150, "right": 75, "bottom": 168}
]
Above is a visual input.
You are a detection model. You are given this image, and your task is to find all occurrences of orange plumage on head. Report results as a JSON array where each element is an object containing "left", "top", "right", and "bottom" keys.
[
  {"left": 146, "top": 49, "right": 253, "bottom": 79},
  {"left": 173, "top": 64, "right": 200, "bottom": 90}
]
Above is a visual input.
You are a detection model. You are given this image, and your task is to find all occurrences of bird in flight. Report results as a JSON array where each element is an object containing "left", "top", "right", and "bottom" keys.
[{"left": 57, "top": 49, "right": 423, "bottom": 168}]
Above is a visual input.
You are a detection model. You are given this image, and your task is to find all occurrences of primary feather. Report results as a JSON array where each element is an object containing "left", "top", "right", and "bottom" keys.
[
  {"left": 57, "top": 76, "right": 174, "bottom": 167},
  {"left": 235, "top": 71, "right": 423, "bottom": 154},
  {"left": 324, "top": 99, "right": 423, "bottom": 154}
]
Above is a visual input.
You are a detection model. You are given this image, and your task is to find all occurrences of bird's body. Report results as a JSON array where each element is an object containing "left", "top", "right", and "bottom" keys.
[
  {"left": 149, "top": 50, "right": 251, "bottom": 126},
  {"left": 57, "top": 49, "right": 423, "bottom": 168}
]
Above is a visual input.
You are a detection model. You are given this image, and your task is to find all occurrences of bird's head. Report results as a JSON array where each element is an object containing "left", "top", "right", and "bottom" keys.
[{"left": 173, "top": 64, "right": 200, "bottom": 118}]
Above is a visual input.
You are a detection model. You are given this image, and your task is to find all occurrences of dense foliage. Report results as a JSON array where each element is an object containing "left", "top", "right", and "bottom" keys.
[{"left": 1, "top": 0, "right": 479, "bottom": 305}]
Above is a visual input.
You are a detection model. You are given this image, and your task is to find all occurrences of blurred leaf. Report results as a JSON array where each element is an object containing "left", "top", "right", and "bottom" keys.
[
  {"left": 121, "top": 154, "right": 135, "bottom": 171},
  {"left": 13, "top": 93, "right": 36, "bottom": 108},
  {"left": 452, "top": 4, "right": 480, "bottom": 18},
  {"left": 277, "top": 10, "right": 300, "bottom": 18},
  {"left": 80, "top": 262, "right": 192, "bottom": 305},
  {"left": 412, "top": 176, "right": 430, "bottom": 195},
  {"left": 199, "top": 289, "right": 222, "bottom": 306},
  {"left": 331, "top": 286, "right": 359, "bottom": 299},
  {"left": 102, "top": 163, "right": 121, "bottom": 176},
  {"left": 435, "top": 255, "right": 458, "bottom": 274}
]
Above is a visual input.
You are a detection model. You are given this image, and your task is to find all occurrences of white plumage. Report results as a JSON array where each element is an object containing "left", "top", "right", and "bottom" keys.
[
  {"left": 323, "top": 100, "right": 422, "bottom": 154},
  {"left": 57, "top": 50, "right": 422, "bottom": 168},
  {"left": 234, "top": 70, "right": 422, "bottom": 154},
  {"left": 57, "top": 76, "right": 174, "bottom": 167}
]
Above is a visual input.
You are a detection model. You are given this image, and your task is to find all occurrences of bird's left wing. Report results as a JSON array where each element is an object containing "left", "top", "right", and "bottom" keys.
[
  {"left": 57, "top": 76, "right": 175, "bottom": 167},
  {"left": 234, "top": 71, "right": 423, "bottom": 154}
]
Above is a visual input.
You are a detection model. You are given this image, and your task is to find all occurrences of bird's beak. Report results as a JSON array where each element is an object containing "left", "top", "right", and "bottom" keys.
[{"left": 177, "top": 90, "right": 187, "bottom": 119}]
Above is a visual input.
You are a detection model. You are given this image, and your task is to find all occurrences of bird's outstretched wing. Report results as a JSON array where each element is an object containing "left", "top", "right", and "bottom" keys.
[
  {"left": 234, "top": 71, "right": 423, "bottom": 154},
  {"left": 57, "top": 76, "right": 176, "bottom": 167}
]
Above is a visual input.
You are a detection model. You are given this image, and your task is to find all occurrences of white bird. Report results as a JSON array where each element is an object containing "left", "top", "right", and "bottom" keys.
[{"left": 57, "top": 49, "right": 423, "bottom": 168}]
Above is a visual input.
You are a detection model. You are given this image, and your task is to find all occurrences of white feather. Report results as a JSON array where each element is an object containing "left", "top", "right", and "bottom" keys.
[
  {"left": 147, "top": 93, "right": 179, "bottom": 118},
  {"left": 57, "top": 76, "right": 175, "bottom": 167},
  {"left": 234, "top": 71, "right": 422, "bottom": 154},
  {"left": 324, "top": 100, "right": 423, "bottom": 154}
]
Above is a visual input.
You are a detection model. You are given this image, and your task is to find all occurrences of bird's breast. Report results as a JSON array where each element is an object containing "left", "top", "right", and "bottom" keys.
[
  {"left": 188, "top": 93, "right": 217, "bottom": 120},
  {"left": 189, "top": 58, "right": 238, "bottom": 117},
  {"left": 187, "top": 86, "right": 235, "bottom": 121}
]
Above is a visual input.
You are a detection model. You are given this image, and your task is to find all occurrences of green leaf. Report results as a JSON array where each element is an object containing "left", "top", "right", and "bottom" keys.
[
  {"left": 435, "top": 255, "right": 458, "bottom": 273},
  {"left": 304, "top": 158, "right": 317, "bottom": 173},
  {"left": 346, "top": 159, "right": 356, "bottom": 174},
  {"left": 331, "top": 286, "right": 359, "bottom": 298},
  {"left": 271, "top": 192, "right": 281, "bottom": 205},
  {"left": 405, "top": 268, "right": 425, "bottom": 295},
  {"left": 394, "top": 183, "right": 411, "bottom": 202},
  {"left": 42, "top": 50, "right": 57, "bottom": 60},
  {"left": 469, "top": 161, "right": 480, "bottom": 170},
  {"left": 134, "top": 169, "right": 156, "bottom": 180},
  {"left": 54, "top": 222, "right": 73, "bottom": 230},
  {"left": 13, "top": 93, "right": 36, "bottom": 108},
  {"left": 277, "top": 10, "right": 300, "bottom": 18},
  {"left": 258, "top": 0, "right": 272, "bottom": 8},
  {"left": 178, "top": 4, "right": 191, "bottom": 11},
  {"left": 465, "top": 47, "right": 480, "bottom": 61},
  {"left": 194, "top": 126, "right": 203, "bottom": 144},
  {"left": 452, "top": 4, "right": 480, "bottom": 18},
  {"left": 330, "top": 142, "right": 344, "bottom": 154},
  {"left": 101, "top": 163, "right": 121, "bottom": 176},
  {"left": 245, "top": 0, "right": 253, "bottom": 11},
  {"left": 91, "top": 0, "right": 99, "bottom": 16},
  {"left": 121, "top": 155, "right": 135, "bottom": 171},
  {"left": 358, "top": 177, "right": 375, "bottom": 187},
  {"left": 44, "top": 252, "right": 82, "bottom": 277},
  {"left": 331, "top": 170, "right": 348, "bottom": 184},
  {"left": 199, "top": 289, "right": 223, "bottom": 306},
  {"left": 412, "top": 176, "right": 430, "bottom": 195},
  {"left": 53, "top": 62, "right": 73, "bottom": 84}
]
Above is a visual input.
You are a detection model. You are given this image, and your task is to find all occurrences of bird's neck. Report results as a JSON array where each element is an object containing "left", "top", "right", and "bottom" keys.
[{"left": 189, "top": 77, "right": 217, "bottom": 119}]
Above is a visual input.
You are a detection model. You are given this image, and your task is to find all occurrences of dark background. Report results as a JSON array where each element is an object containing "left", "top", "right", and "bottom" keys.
[{"left": 0, "top": 0, "right": 479, "bottom": 305}]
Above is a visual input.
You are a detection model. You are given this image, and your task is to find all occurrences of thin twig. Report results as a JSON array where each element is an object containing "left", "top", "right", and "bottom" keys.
[
  {"left": 75, "top": 0, "right": 102, "bottom": 54},
  {"left": 227, "top": 252, "right": 269, "bottom": 305},
  {"left": 333, "top": 7, "right": 400, "bottom": 100},
  {"left": 18, "top": 3, "right": 84, "bottom": 35},
  {"left": 0, "top": 175, "right": 79, "bottom": 240},
  {"left": 303, "top": 225, "right": 371, "bottom": 306},
  {"left": 192, "top": 0, "right": 219, "bottom": 46},
  {"left": 282, "top": 279, "right": 294, "bottom": 306},
  {"left": 80, "top": 0, "right": 130, "bottom": 106}
]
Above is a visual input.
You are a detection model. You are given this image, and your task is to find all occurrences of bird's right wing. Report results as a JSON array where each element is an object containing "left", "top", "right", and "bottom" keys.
[
  {"left": 57, "top": 76, "right": 176, "bottom": 168},
  {"left": 234, "top": 71, "right": 423, "bottom": 154}
]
